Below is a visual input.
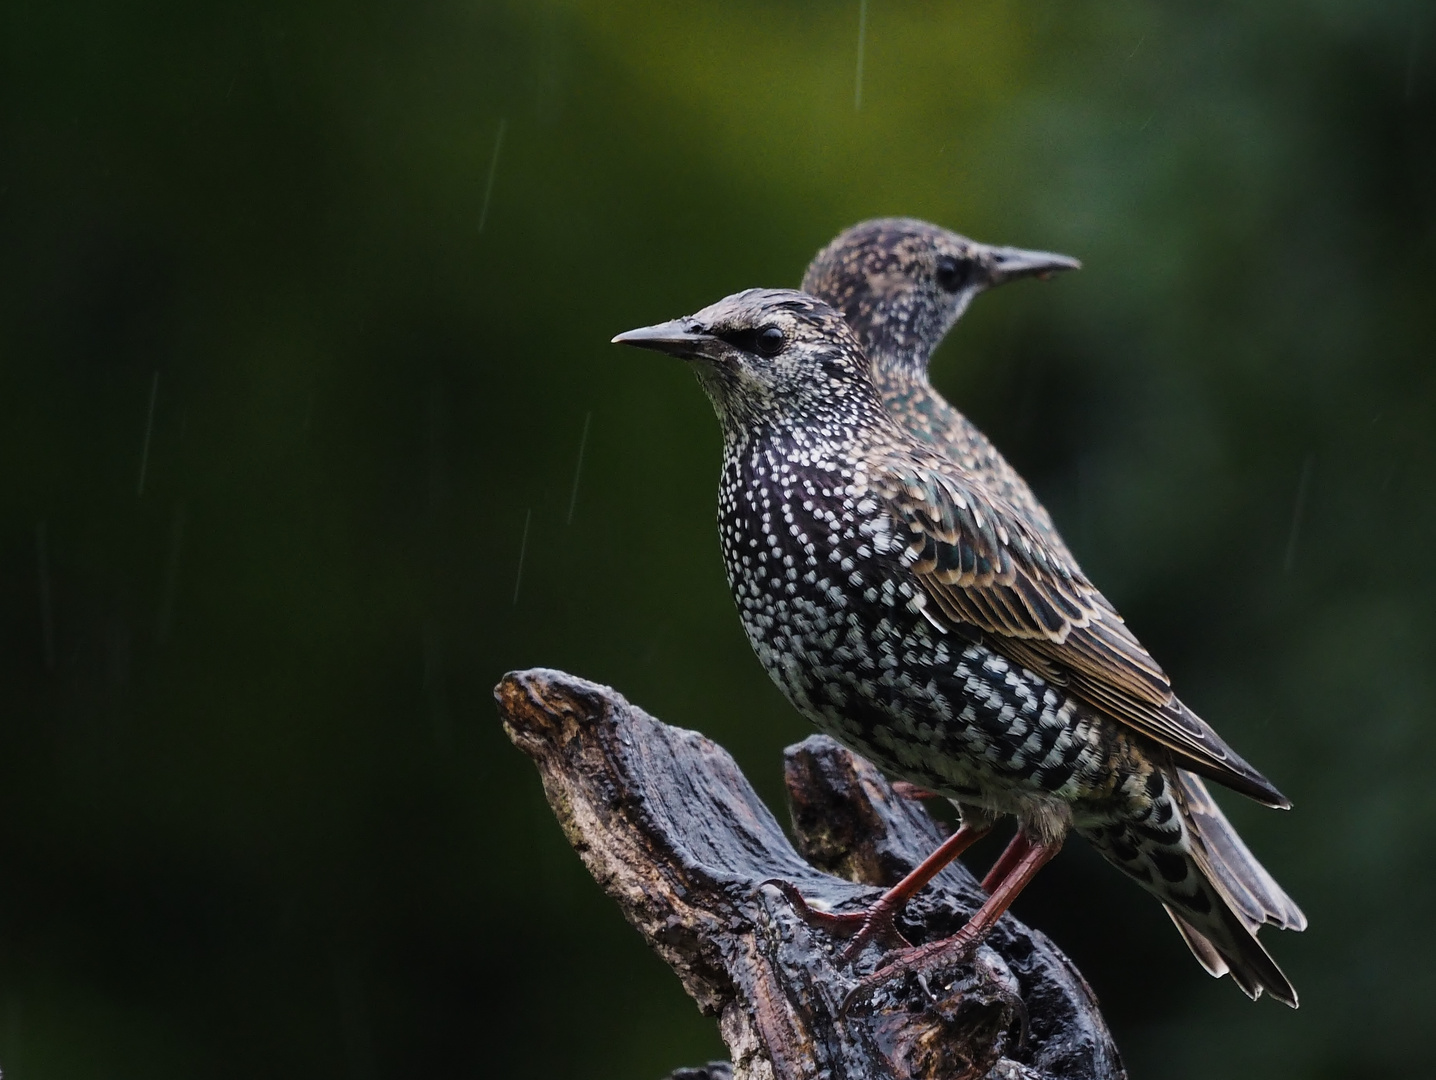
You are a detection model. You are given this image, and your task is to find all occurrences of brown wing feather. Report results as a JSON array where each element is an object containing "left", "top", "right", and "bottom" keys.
[{"left": 875, "top": 461, "right": 1289, "bottom": 808}]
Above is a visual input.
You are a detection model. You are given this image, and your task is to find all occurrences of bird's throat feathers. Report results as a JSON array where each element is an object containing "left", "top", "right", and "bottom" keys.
[
  {"left": 851, "top": 291, "right": 973, "bottom": 389},
  {"left": 691, "top": 356, "right": 894, "bottom": 454}
]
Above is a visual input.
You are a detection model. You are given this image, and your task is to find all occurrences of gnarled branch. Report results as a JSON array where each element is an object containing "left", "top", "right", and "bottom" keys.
[{"left": 497, "top": 668, "right": 1124, "bottom": 1080}]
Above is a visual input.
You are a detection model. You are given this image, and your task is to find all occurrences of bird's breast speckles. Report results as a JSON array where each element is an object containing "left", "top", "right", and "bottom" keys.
[{"left": 715, "top": 428, "right": 1134, "bottom": 822}]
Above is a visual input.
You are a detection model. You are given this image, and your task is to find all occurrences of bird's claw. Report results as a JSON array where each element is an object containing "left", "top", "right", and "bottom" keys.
[
  {"left": 836, "top": 911, "right": 912, "bottom": 962},
  {"left": 758, "top": 879, "right": 912, "bottom": 959},
  {"left": 839, "top": 929, "right": 981, "bottom": 1016}
]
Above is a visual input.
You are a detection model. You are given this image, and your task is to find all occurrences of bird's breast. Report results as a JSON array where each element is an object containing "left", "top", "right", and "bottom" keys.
[
  {"left": 717, "top": 440, "right": 942, "bottom": 708},
  {"left": 713, "top": 438, "right": 1126, "bottom": 812}
]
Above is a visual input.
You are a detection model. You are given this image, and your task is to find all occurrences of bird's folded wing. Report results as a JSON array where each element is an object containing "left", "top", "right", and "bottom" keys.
[{"left": 874, "top": 460, "right": 1288, "bottom": 808}]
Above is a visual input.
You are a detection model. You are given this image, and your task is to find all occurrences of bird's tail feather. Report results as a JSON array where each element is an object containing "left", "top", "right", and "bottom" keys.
[
  {"left": 1177, "top": 771, "right": 1307, "bottom": 933},
  {"left": 1080, "top": 769, "right": 1304, "bottom": 1008},
  {"left": 1161, "top": 901, "right": 1296, "bottom": 1006}
]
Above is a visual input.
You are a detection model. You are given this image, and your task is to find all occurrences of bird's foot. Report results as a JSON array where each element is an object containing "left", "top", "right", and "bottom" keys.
[
  {"left": 840, "top": 925, "right": 985, "bottom": 1015},
  {"left": 760, "top": 879, "right": 913, "bottom": 960}
]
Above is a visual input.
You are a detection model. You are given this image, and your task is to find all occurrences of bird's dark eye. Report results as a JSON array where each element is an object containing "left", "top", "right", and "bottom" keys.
[
  {"left": 715, "top": 325, "right": 788, "bottom": 357},
  {"left": 756, "top": 326, "right": 785, "bottom": 356},
  {"left": 935, "top": 255, "right": 972, "bottom": 293}
]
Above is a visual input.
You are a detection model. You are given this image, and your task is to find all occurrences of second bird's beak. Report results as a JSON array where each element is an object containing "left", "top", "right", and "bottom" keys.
[
  {"left": 986, "top": 245, "right": 1082, "bottom": 286},
  {"left": 611, "top": 318, "right": 715, "bottom": 360}
]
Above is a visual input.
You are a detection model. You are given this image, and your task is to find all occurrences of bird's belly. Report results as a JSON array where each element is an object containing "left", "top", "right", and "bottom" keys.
[{"left": 736, "top": 590, "right": 1119, "bottom": 813}]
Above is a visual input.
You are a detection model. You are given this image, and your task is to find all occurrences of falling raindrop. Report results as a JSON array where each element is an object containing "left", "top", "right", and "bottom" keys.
[
  {"left": 513, "top": 507, "right": 532, "bottom": 606},
  {"left": 137, "top": 369, "right": 159, "bottom": 496},
  {"left": 854, "top": 0, "right": 868, "bottom": 111},
  {"left": 479, "top": 118, "right": 507, "bottom": 234},
  {"left": 567, "top": 411, "right": 592, "bottom": 526},
  {"left": 1405, "top": 18, "right": 1424, "bottom": 101},
  {"left": 1283, "top": 455, "right": 1314, "bottom": 574}
]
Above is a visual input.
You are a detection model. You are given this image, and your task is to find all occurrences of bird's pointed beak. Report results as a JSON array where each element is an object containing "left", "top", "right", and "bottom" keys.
[
  {"left": 611, "top": 317, "right": 715, "bottom": 359},
  {"left": 986, "top": 245, "right": 1082, "bottom": 286}
]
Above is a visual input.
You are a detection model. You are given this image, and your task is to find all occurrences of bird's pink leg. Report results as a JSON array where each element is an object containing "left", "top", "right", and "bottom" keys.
[
  {"left": 844, "top": 837, "right": 1064, "bottom": 1012},
  {"left": 890, "top": 780, "right": 942, "bottom": 801},
  {"left": 771, "top": 821, "right": 991, "bottom": 960},
  {"left": 980, "top": 832, "right": 1033, "bottom": 893}
]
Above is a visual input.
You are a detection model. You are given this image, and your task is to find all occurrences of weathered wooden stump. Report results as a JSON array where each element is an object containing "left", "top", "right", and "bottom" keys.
[{"left": 496, "top": 667, "right": 1125, "bottom": 1080}]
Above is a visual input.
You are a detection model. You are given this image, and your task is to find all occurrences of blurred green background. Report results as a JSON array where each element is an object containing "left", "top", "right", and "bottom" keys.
[{"left": 2, "top": 0, "right": 1433, "bottom": 1076}]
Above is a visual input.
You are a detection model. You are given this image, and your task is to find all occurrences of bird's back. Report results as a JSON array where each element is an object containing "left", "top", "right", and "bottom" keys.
[{"left": 878, "top": 376, "right": 1070, "bottom": 558}]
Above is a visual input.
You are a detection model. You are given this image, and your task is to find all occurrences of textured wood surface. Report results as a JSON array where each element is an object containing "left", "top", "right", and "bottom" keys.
[{"left": 496, "top": 667, "right": 1125, "bottom": 1080}]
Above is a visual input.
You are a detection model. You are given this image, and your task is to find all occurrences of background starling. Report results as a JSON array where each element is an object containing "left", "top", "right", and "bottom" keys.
[
  {"left": 804, "top": 218, "right": 1081, "bottom": 555},
  {"left": 802, "top": 217, "right": 1307, "bottom": 996},
  {"left": 615, "top": 288, "right": 1301, "bottom": 1006}
]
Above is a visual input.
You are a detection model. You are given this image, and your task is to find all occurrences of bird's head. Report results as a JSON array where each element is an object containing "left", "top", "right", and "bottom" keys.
[
  {"left": 801, "top": 217, "right": 1080, "bottom": 380},
  {"left": 612, "top": 288, "right": 883, "bottom": 434}
]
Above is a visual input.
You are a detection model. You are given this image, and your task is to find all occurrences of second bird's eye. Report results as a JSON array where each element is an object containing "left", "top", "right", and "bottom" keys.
[
  {"left": 756, "top": 326, "right": 786, "bottom": 356},
  {"left": 935, "top": 255, "right": 971, "bottom": 293}
]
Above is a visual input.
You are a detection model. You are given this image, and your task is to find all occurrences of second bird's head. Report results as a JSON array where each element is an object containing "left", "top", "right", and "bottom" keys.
[
  {"left": 802, "top": 217, "right": 1080, "bottom": 376},
  {"left": 613, "top": 288, "right": 881, "bottom": 433}
]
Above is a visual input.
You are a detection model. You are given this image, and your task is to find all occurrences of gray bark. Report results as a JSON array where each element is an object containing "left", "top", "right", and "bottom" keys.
[{"left": 496, "top": 667, "right": 1125, "bottom": 1080}]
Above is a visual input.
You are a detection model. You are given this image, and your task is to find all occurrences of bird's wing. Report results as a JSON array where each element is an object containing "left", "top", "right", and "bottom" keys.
[{"left": 873, "top": 460, "right": 1288, "bottom": 807}]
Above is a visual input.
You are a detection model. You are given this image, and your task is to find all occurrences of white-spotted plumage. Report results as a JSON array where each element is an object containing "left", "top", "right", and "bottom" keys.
[{"left": 615, "top": 285, "right": 1300, "bottom": 1007}]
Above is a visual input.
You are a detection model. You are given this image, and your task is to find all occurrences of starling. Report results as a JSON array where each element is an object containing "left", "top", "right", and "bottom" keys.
[
  {"left": 803, "top": 217, "right": 1306, "bottom": 994},
  {"left": 805, "top": 218, "right": 1081, "bottom": 555},
  {"left": 614, "top": 288, "right": 1301, "bottom": 1006}
]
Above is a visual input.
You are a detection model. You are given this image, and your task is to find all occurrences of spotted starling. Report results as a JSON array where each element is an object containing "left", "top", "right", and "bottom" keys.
[
  {"left": 804, "top": 218, "right": 1078, "bottom": 555},
  {"left": 803, "top": 217, "right": 1306, "bottom": 996},
  {"left": 614, "top": 288, "right": 1301, "bottom": 1006}
]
